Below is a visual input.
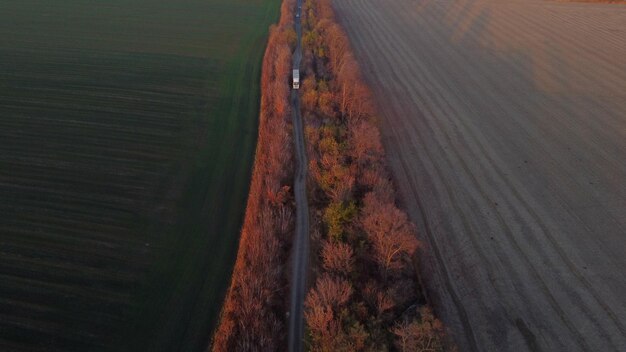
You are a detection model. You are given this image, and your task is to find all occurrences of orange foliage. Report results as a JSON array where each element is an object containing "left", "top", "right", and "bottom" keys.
[
  {"left": 211, "top": 1, "right": 295, "bottom": 350},
  {"left": 392, "top": 307, "right": 446, "bottom": 352},
  {"left": 300, "top": 0, "right": 447, "bottom": 350},
  {"left": 361, "top": 193, "right": 419, "bottom": 279},
  {"left": 306, "top": 274, "right": 353, "bottom": 310},
  {"left": 301, "top": 76, "right": 318, "bottom": 111},
  {"left": 304, "top": 304, "right": 340, "bottom": 351},
  {"left": 308, "top": 126, "right": 357, "bottom": 202},
  {"left": 304, "top": 274, "right": 355, "bottom": 352},
  {"left": 321, "top": 240, "right": 354, "bottom": 276},
  {"left": 347, "top": 119, "right": 384, "bottom": 166},
  {"left": 313, "top": 17, "right": 375, "bottom": 120}
]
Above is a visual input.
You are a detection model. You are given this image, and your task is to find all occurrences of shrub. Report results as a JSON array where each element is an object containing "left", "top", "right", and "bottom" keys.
[
  {"left": 361, "top": 193, "right": 419, "bottom": 280},
  {"left": 321, "top": 240, "right": 355, "bottom": 276},
  {"left": 323, "top": 201, "right": 357, "bottom": 241},
  {"left": 391, "top": 307, "right": 445, "bottom": 352}
]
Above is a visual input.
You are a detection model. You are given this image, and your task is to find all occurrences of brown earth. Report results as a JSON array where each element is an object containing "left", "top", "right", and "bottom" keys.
[
  {"left": 332, "top": 0, "right": 626, "bottom": 351},
  {"left": 557, "top": 1, "right": 625, "bottom": 3}
]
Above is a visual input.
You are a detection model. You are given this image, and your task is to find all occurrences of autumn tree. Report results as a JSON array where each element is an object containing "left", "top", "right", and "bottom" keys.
[
  {"left": 317, "top": 80, "right": 335, "bottom": 117},
  {"left": 305, "top": 275, "right": 353, "bottom": 351},
  {"left": 338, "top": 76, "right": 373, "bottom": 120},
  {"left": 310, "top": 127, "right": 356, "bottom": 201},
  {"left": 300, "top": 0, "right": 447, "bottom": 350},
  {"left": 306, "top": 274, "right": 353, "bottom": 310},
  {"left": 302, "top": 76, "right": 318, "bottom": 111},
  {"left": 362, "top": 281, "right": 396, "bottom": 318},
  {"left": 284, "top": 27, "right": 298, "bottom": 49},
  {"left": 303, "top": 29, "right": 320, "bottom": 51},
  {"left": 391, "top": 307, "right": 445, "bottom": 352},
  {"left": 321, "top": 240, "right": 354, "bottom": 276},
  {"left": 360, "top": 193, "right": 418, "bottom": 279},
  {"left": 305, "top": 304, "right": 341, "bottom": 351},
  {"left": 323, "top": 201, "right": 357, "bottom": 241},
  {"left": 348, "top": 119, "right": 383, "bottom": 166},
  {"left": 212, "top": 1, "right": 296, "bottom": 350}
]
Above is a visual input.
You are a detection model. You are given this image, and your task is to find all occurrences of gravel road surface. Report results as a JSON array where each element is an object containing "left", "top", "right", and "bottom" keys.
[{"left": 287, "top": 0, "right": 308, "bottom": 351}]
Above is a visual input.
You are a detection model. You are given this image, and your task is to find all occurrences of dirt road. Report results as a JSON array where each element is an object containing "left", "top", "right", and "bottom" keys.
[
  {"left": 287, "top": 1, "right": 308, "bottom": 351},
  {"left": 333, "top": 0, "right": 626, "bottom": 351}
]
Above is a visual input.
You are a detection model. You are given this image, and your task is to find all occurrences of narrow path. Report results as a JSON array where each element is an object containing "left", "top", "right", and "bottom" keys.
[{"left": 287, "top": 1, "right": 308, "bottom": 351}]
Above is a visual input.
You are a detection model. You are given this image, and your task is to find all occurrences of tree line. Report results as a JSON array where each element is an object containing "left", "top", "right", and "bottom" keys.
[
  {"left": 300, "top": 0, "right": 447, "bottom": 350},
  {"left": 212, "top": 0, "right": 448, "bottom": 349},
  {"left": 211, "top": 0, "right": 297, "bottom": 350}
]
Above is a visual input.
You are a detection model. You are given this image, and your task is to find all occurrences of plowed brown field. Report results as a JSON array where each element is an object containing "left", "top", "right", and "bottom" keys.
[{"left": 333, "top": 0, "right": 626, "bottom": 351}]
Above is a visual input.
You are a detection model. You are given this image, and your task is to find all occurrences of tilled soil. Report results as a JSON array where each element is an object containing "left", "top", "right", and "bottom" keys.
[{"left": 333, "top": 0, "right": 626, "bottom": 350}]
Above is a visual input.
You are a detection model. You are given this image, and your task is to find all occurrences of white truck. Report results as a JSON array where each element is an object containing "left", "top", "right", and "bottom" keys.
[{"left": 292, "top": 69, "right": 300, "bottom": 89}]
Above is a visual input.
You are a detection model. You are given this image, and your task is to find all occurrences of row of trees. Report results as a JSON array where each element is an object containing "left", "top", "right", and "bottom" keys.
[
  {"left": 211, "top": 1, "right": 297, "bottom": 350},
  {"left": 300, "top": 0, "right": 446, "bottom": 351}
]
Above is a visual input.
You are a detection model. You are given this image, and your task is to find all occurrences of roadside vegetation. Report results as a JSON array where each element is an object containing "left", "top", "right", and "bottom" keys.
[
  {"left": 211, "top": 0, "right": 297, "bottom": 350},
  {"left": 299, "top": 0, "right": 447, "bottom": 350}
]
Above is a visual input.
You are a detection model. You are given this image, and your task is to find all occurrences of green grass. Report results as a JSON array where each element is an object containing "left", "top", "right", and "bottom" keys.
[{"left": 0, "top": 0, "right": 280, "bottom": 351}]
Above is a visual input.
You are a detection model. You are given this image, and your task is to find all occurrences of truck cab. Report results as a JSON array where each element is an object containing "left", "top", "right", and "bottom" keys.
[{"left": 292, "top": 69, "right": 300, "bottom": 89}]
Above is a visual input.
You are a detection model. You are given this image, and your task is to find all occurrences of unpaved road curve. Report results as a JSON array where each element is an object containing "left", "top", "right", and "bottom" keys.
[{"left": 333, "top": 0, "right": 626, "bottom": 351}]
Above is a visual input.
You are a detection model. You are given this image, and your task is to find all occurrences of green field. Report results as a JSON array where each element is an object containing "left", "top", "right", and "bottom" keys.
[{"left": 0, "top": 0, "right": 280, "bottom": 350}]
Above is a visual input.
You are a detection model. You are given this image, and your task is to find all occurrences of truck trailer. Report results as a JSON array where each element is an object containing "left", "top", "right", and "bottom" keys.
[{"left": 292, "top": 69, "right": 300, "bottom": 89}]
